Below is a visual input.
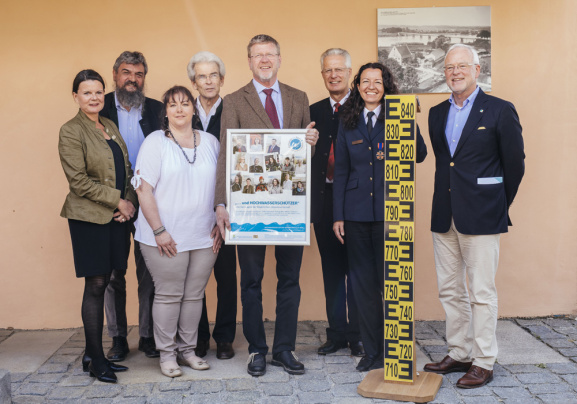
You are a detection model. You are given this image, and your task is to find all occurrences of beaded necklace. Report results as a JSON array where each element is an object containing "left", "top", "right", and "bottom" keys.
[{"left": 168, "top": 129, "right": 197, "bottom": 164}]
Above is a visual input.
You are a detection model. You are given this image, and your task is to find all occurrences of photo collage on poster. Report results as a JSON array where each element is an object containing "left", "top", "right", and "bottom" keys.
[{"left": 230, "top": 133, "right": 307, "bottom": 197}]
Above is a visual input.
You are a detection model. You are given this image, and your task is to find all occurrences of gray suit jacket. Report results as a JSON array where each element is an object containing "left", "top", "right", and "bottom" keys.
[{"left": 215, "top": 81, "right": 311, "bottom": 206}]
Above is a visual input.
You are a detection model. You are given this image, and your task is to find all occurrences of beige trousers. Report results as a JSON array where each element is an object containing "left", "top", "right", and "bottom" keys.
[
  {"left": 432, "top": 220, "right": 500, "bottom": 370},
  {"left": 140, "top": 244, "right": 217, "bottom": 362}
]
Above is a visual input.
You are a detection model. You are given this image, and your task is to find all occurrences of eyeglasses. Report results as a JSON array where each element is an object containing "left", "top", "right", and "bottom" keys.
[
  {"left": 249, "top": 53, "right": 279, "bottom": 60},
  {"left": 196, "top": 73, "right": 220, "bottom": 83},
  {"left": 322, "top": 68, "right": 348, "bottom": 76},
  {"left": 444, "top": 63, "right": 476, "bottom": 73}
]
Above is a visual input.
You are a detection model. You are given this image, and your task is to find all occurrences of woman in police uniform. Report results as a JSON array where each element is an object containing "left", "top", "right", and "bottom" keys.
[{"left": 332, "top": 62, "right": 427, "bottom": 372}]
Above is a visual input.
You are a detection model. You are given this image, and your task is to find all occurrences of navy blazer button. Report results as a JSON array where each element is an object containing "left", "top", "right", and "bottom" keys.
[
  {"left": 370, "top": 177, "right": 373, "bottom": 181},
  {"left": 369, "top": 146, "right": 372, "bottom": 150},
  {"left": 370, "top": 193, "right": 373, "bottom": 196},
  {"left": 370, "top": 162, "right": 373, "bottom": 165},
  {"left": 450, "top": 162, "right": 455, "bottom": 166},
  {"left": 449, "top": 189, "right": 451, "bottom": 192}
]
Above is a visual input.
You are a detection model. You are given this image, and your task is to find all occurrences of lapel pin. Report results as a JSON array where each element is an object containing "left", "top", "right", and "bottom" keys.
[{"left": 480, "top": 109, "right": 484, "bottom": 113}]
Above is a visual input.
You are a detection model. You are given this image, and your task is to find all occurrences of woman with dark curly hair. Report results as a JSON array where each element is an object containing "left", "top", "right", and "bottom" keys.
[{"left": 332, "top": 62, "right": 427, "bottom": 372}]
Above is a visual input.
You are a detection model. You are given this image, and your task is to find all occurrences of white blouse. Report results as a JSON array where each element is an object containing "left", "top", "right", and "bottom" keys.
[{"left": 131, "top": 130, "right": 219, "bottom": 251}]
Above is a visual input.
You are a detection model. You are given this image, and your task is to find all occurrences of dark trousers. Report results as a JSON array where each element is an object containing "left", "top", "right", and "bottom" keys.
[
  {"left": 104, "top": 228, "right": 155, "bottom": 338},
  {"left": 314, "top": 185, "right": 360, "bottom": 344},
  {"left": 344, "top": 221, "right": 384, "bottom": 357},
  {"left": 197, "top": 243, "right": 237, "bottom": 343},
  {"left": 238, "top": 244, "right": 303, "bottom": 355}
]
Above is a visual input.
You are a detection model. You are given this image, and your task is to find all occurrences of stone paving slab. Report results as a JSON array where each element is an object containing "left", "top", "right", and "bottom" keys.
[
  {"left": 4, "top": 318, "right": 577, "bottom": 403},
  {"left": 497, "top": 320, "right": 569, "bottom": 365},
  {"left": 0, "top": 330, "right": 74, "bottom": 373}
]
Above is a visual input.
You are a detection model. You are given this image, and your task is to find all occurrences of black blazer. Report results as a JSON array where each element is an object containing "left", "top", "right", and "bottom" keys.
[
  {"left": 310, "top": 97, "right": 339, "bottom": 223},
  {"left": 428, "top": 89, "right": 525, "bottom": 235},
  {"left": 192, "top": 100, "right": 223, "bottom": 140},
  {"left": 100, "top": 92, "right": 163, "bottom": 137},
  {"left": 333, "top": 114, "right": 427, "bottom": 223}
]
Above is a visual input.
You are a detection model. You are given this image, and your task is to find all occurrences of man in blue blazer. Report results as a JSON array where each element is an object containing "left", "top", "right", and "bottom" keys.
[{"left": 423, "top": 44, "right": 525, "bottom": 389}]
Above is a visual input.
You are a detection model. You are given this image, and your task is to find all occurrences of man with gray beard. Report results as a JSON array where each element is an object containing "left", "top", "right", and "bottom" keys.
[{"left": 100, "top": 51, "right": 163, "bottom": 362}]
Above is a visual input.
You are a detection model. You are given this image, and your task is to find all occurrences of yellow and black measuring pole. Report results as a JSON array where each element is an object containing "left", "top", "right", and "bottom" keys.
[{"left": 358, "top": 95, "right": 442, "bottom": 402}]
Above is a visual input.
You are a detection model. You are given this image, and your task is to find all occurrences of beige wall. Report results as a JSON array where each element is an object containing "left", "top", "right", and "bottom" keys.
[{"left": 1, "top": 0, "right": 576, "bottom": 329}]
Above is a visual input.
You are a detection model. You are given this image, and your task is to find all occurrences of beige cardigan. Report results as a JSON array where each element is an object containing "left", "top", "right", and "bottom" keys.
[{"left": 59, "top": 110, "right": 138, "bottom": 224}]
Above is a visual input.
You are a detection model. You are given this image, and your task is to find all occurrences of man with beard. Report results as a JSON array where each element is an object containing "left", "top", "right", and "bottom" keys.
[
  {"left": 187, "top": 51, "right": 237, "bottom": 360},
  {"left": 100, "top": 51, "right": 163, "bottom": 362},
  {"left": 214, "top": 34, "right": 319, "bottom": 377}
]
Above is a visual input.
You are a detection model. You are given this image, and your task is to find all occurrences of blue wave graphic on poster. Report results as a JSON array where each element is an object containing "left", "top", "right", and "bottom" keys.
[{"left": 231, "top": 223, "right": 306, "bottom": 232}]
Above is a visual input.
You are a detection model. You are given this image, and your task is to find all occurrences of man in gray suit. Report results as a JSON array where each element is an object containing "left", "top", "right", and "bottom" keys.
[{"left": 214, "top": 34, "right": 318, "bottom": 377}]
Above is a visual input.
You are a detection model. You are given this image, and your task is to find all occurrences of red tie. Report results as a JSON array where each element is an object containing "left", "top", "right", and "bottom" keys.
[
  {"left": 263, "top": 89, "right": 280, "bottom": 129},
  {"left": 326, "top": 103, "right": 340, "bottom": 181}
]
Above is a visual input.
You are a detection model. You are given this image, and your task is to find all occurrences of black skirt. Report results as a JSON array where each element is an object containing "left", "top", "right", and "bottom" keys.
[{"left": 68, "top": 218, "right": 131, "bottom": 278}]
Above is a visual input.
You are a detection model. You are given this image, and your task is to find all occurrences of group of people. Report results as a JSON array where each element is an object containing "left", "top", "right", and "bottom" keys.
[{"left": 59, "top": 33, "right": 524, "bottom": 390}]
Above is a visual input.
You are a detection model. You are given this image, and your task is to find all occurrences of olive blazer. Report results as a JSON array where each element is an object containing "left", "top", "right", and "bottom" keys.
[{"left": 59, "top": 110, "right": 138, "bottom": 224}]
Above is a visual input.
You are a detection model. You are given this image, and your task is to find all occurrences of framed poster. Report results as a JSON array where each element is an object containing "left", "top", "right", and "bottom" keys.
[
  {"left": 377, "top": 6, "right": 491, "bottom": 94},
  {"left": 225, "top": 129, "right": 311, "bottom": 245}
]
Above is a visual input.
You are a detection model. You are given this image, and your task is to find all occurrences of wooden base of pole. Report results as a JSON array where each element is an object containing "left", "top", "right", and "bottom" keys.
[{"left": 357, "top": 370, "right": 443, "bottom": 403}]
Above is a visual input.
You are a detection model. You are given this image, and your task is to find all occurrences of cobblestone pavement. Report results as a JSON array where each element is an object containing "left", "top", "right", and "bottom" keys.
[{"left": 3, "top": 317, "right": 577, "bottom": 403}]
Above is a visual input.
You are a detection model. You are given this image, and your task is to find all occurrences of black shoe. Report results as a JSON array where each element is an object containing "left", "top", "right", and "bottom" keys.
[
  {"left": 88, "top": 361, "right": 117, "bottom": 383},
  {"left": 106, "top": 336, "right": 129, "bottom": 362},
  {"left": 356, "top": 354, "right": 383, "bottom": 372},
  {"left": 195, "top": 339, "right": 209, "bottom": 358},
  {"left": 349, "top": 341, "right": 365, "bottom": 357},
  {"left": 82, "top": 355, "right": 128, "bottom": 372},
  {"left": 317, "top": 339, "right": 348, "bottom": 355},
  {"left": 216, "top": 342, "right": 235, "bottom": 359},
  {"left": 247, "top": 353, "right": 266, "bottom": 376},
  {"left": 271, "top": 351, "right": 305, "bottom": 375},
  {"left": 139, "top": 337, "right": 160, "bottom": 358}
]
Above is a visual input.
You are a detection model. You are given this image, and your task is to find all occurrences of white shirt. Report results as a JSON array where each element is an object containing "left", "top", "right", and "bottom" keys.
[
  {"left": 283, "top": 179, "right": 292, "bottom": 191},
  {"left": 132, "top": 130, "right": 220, "bottom": 251},
  {"left": 363, "top": 105, "right": 381, "bottom": 127},
  {"left": 330, "top": 91, "right": 350, "bottom": 112},
  {"left": 195, "top": 97, "right": 222, "bottom": 132}
]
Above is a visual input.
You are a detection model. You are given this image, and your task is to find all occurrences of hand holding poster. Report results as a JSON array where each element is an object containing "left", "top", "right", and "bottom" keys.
[{"left": 225, "top": 129, "right": 311, "bottom": 245}]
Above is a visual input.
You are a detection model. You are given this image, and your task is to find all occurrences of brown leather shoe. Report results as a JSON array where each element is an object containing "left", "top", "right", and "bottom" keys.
[
  {"left": 456, "top": 365, "right": 493, "bottom": 388},
  {"left": 423, "top": 355, "right": 472, "bottom": 374}
]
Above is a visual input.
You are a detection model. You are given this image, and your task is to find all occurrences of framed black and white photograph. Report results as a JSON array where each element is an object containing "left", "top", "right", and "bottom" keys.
[
  {"left": 378, "top": 6, "right": 491, "bottom": 94},
  {"left": 225, "top": 129, "right": 311, "bottom": 245}
]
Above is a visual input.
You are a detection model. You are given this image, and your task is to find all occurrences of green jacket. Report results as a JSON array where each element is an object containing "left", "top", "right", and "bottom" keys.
[{"left": 59, "top": 110, "right": 138, "bottom": 224}]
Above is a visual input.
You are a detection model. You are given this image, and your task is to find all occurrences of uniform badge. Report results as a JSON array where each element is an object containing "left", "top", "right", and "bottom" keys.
[{"left": 376, "top": 143, "right": 384, "bottom": 160}]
